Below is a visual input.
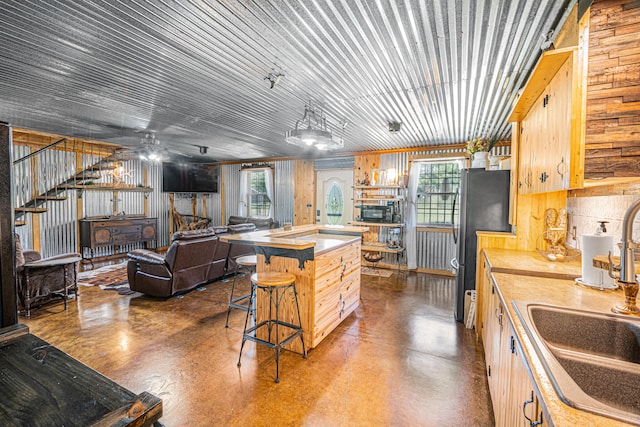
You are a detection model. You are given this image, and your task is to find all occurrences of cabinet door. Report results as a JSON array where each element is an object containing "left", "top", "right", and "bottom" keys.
[
  {"left": 543, "top": 57, "right": 573, "bottom": 191},
  {"left": 495, "top": 312, "right": 513, "bottom": 426},
  {"left": 519, "top": 96, "right": 546, "bottom": 195},
  {"left": 478, "top": 252, "right": 493, "bottom": 343},
  {"left": 518, "top": 56, "right": 574, "bottom": 194},
  {"left": 484, "top": 281, "right": 504, "bottom": 409},
  {"left": 508, "top": 328, "right": 547, "bottom": 427}
]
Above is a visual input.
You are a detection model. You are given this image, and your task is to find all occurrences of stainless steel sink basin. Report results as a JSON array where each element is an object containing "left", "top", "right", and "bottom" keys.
[{"left": 513, "top": 302, "right": 640, "bottom": 425}]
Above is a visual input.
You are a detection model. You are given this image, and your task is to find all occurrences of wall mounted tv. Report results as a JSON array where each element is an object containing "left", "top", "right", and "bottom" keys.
[{"left": 162, "top": 162, "right": 219, "bottom": 193}]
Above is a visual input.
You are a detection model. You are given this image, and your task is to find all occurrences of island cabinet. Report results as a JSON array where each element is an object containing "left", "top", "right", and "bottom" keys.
[
  {"left": 255, "top": 239, "right": 361, "bottom": 353},
  {"left": 480, "top": 255, "right": 547, "bottom": 427},
  {"left": 219, "top": 225, "right": 367, "bottom": 355},
  {"left": 509, "top": 46, "right": 583, "bottom": 195}
]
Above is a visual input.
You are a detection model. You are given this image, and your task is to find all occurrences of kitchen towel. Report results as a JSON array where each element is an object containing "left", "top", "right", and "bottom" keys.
[{"left": 580, "top": 234, "right": 614, "bottom": 287}]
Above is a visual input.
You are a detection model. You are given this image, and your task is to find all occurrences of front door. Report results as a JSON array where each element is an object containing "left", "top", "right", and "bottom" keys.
[{"left": 316, "top": 170, "right": 353, "bottom": 226}]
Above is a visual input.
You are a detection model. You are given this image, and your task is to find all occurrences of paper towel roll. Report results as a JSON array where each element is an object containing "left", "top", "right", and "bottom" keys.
[{"left": 580, "top": 234, "right": 614, "bottom": 286}]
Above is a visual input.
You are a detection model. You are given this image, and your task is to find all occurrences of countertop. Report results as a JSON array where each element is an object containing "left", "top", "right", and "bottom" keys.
[
  {"left": 219, "top": 224, "right": 366, "bottom": 255},
  {"left": 483, "top": 249, "right": 634, "bottom": 427},
  {"left": 483, "top": 247, "right": 582, "bottom": 280}
]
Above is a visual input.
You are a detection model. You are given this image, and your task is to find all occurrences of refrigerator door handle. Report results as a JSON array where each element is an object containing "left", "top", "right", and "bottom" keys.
[
  {"left": 451, "top": 192, "right": 458, "bottom": 244},
  {"left": 450, "top": 257, "right": 459, "bottom": 272}
]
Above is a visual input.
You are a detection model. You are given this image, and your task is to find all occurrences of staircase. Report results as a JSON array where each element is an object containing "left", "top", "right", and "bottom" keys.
[{"left": 14, "top": 149, "right": 124, "bottom": 225}]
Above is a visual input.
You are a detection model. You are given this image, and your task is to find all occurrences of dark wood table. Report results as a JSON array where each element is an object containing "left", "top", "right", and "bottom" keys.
[{"left": 0, "top": 324, "right": 162, "bottom": 426}]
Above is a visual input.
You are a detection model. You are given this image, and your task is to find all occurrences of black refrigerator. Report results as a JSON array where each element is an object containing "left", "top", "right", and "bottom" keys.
[{"left": 453, "top": 169, "right": 511, "bottom": 322}]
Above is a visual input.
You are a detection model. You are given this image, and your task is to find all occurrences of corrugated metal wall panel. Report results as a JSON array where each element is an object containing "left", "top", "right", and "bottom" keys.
[
  {"left": 314, "top": 157, "right": 355, "bottom": 170},
  {"left": 145, "top": 161, "right": 171, "bottom": 247},
  {"left": 417, "top": 229, "right": 456, "bottom": 272},
  {"left": 274, "top": 160, "right": 294, "bottom": 227},
  {"left": 223, "top": 164, "right": 242, "bottom": 220}
]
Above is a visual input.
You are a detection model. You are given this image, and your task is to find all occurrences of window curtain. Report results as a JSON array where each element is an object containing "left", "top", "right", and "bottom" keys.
[
  {"left": 264, "top": 167, "right": 274, "bottom": 218},
  {"left": 406, "top": 163, "right": 421, "bottom": 270},
  {"left": 239, "top": 169, "right": 249, "bottom": 216}
]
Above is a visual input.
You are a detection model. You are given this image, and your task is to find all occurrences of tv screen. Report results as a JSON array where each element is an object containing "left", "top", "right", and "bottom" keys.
[{"left": 162, "top": 162, "right": 219, "bottom": 193}]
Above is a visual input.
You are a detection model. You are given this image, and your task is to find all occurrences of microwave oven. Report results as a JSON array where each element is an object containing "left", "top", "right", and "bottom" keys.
[{"left": 360, "top": 205, "right": 394, "bottom": 223}]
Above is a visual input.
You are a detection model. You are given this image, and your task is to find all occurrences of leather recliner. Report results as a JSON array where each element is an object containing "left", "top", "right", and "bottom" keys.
[{"left": 127, "top": 228, "right": 223, "bottom": 297}]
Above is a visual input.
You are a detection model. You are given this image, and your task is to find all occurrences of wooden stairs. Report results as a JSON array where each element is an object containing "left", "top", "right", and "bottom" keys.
[{"left": 14, "top": 151, "right": 123, "bottom": 225}]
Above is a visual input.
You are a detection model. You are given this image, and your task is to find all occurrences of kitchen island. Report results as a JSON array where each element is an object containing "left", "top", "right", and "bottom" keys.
[{"left": 220, "top": 224, "right": 366, "bottom": 352}]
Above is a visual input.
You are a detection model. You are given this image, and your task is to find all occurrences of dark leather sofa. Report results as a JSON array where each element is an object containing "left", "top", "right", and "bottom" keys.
[
  {"left": 228, "top": 215, "right": 277, "bottom": 230},
  {"left": 127, "top": 225, "right": 255, "bottom": 297}
]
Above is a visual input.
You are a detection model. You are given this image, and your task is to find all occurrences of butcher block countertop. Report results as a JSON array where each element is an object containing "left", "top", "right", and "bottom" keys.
[
  {"left": 483, "top": 247, "right": 582, "bottom": 280},
  {"left": 219, "top": 224, "right": 366, "bottom": 255},
  {"left": 483, "top": 249, "right": 634, "bottom": 427}
]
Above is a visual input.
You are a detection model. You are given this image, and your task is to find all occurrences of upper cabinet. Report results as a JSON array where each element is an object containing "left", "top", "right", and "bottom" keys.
[
  {"left": 509, "top": 47, "right": 584, "bottom": 195},
  {"left": 511, "top": 1, "right": 640, "bottom": 195}
]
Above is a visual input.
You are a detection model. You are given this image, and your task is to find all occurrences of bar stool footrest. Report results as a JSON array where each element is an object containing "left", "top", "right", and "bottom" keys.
[{"left": 242, "top": 320, "right": 303, "bottom": 349}]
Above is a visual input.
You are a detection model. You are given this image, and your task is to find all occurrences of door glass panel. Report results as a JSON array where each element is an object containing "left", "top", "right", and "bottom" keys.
[{"left": 325, "top": 183, "right": 343, "bottom": 225}]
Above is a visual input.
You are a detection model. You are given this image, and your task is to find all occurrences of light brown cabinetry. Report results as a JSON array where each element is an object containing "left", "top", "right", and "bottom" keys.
[
  {"left": 256, "top": 238, "right": 361, "bottom": 352},
  {"left": 508, "top": 329, "right": 547, "bottom": 427},
  {"left": 511, "top": 47, "right": 583, "bottom": 195},
  {"left": 479, "top": 253, "right": 548, "bottom": 426}
]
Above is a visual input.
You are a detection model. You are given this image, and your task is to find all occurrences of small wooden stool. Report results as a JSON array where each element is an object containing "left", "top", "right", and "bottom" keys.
[
  {"left": 237, "top": 271, "right": 307, "bottom": 383},
  {"left": 225, "top": 255, "right": 257, "bottom": 328}
]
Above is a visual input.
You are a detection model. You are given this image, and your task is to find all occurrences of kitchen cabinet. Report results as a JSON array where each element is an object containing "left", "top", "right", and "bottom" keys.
[
  {"left": 479, "top": 252, "right": 549, "bottom": 427},
  {"left": 508, "top": 329, "right": 547, "bottom": 427},
  {"left": 510, "top": 47, "right": 582, "bottom": 195}
]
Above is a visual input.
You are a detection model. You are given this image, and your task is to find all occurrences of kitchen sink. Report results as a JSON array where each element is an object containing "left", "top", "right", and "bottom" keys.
[{"left": 513, "top": 302, "right": 640, "bottom": 425}]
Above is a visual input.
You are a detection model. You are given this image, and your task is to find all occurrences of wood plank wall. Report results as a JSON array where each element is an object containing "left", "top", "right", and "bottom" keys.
[
  {"left": 293, "top": 160, "right": 315, "bottom": 226},
  {"left": 584, "top": 0, "right": 640, "bottom": 178},
  {"left": 353, "top": 154, "right": 380, "bottom": 243}
]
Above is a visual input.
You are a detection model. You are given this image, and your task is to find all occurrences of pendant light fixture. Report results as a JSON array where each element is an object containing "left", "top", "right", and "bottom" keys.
[{"left": 285, "top": 102, "right": 344, "bottom": 151}]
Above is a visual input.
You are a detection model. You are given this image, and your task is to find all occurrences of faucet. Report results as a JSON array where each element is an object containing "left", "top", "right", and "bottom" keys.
[{"left": 608, "top": 198, "right": 640, "bottom": 316}]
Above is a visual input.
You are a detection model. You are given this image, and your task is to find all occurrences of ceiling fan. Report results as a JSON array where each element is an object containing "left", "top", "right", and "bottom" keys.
[{"left": 113, "top": 131, "right": 194, "bottom": 162}]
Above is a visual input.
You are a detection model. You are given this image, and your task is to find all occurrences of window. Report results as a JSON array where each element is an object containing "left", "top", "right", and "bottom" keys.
[
  {"left": 416, "top": 161, "right": 461, "bottom": 226},
  {"left": 240, "top": 167, "right": 274, "bottom": 218},
  {"left": 247, "top": 169, "right": 270, "bottom": 217}
]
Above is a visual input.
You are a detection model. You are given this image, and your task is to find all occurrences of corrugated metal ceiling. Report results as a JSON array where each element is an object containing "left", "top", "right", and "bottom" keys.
[{"left": 0, "top": 0, "right": 574, "bottom": 161}]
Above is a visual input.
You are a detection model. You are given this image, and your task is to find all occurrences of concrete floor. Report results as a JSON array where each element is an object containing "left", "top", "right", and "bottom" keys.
[{"left": 22, "top": 265, "right": 494, "bottom": 426}]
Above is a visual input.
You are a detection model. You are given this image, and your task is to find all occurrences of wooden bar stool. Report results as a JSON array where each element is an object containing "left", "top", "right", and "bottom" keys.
[
  {"left": 237, "top": 271, "right": 307, "bottom": 383},
  {"left": 225, "top": 255, "right": 257, "bottom": 328}
]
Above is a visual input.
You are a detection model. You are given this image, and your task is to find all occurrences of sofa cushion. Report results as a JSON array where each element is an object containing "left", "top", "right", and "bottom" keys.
[
  {"left": 211, "top": 225, "right": 229, "bottom": 234},
  {"left": 228, "top": 223, "right": 256, "bottom": 233},
  {"left": 127, "top": 249, "right": 166, "bottom": 265},
  {"left": 15, "top": 233, "right": 25, "bottom": 268},
  {"left": 171, "top": 228, "right": 216, "bottom": 242},
  {"left": 227, "top": 216, "right": 275, "bottom": 230}
]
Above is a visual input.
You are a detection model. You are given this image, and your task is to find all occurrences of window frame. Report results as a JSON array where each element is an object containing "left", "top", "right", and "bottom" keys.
[{"left": 414, "top": 159, "right": 463, "bottom": 227}]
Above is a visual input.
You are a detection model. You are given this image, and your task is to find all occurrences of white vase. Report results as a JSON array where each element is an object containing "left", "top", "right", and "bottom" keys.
[{"left": 471, "top": 151, "right": 489, "bottom": 169}]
